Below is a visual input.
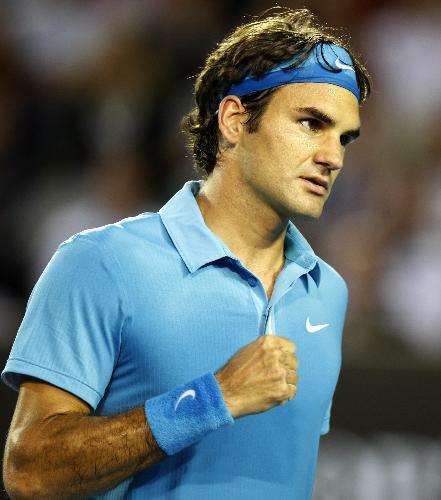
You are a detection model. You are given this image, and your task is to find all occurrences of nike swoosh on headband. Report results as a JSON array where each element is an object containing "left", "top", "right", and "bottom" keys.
[{"left": 335, "top": 57, "right": 355, "bottom": 72}]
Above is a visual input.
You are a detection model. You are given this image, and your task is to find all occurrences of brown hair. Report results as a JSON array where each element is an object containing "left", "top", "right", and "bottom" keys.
[{"left": 182, "top": 8, "right": 371, "bottom": 176}]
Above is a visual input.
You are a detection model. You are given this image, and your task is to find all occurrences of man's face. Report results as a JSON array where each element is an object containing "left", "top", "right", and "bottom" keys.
[{"left": 235, "top": 82, "right": 361, "bottom": 219}]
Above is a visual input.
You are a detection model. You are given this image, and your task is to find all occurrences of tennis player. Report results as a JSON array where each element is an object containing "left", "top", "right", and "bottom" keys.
[{"left": 2, "top": 8, "right": 370, "bottom": 499}]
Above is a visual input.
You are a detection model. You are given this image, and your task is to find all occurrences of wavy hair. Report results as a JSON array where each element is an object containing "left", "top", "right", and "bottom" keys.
[{"left": 181, "top": 8, "right": 371, "bottom": 176}]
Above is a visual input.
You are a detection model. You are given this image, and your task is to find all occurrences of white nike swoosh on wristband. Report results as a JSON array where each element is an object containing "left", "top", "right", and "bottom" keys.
[
  {"left": 306, "top": 317, "right": 330, "bottom": 333},
  {"left": 335, "top": 57, "right": 355, "bottom": 72},
  {"left": 174, "top": 389, "right": 196, "bottom": 411}
]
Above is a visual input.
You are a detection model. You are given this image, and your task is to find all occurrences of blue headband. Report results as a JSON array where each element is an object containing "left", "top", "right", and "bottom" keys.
[{"left": 220, "top": 43, "right": 360, "bottom": 103}]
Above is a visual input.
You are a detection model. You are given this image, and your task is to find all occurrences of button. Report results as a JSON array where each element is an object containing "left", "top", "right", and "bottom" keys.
[{"left": 247, "top": 277, "right": 257, "bottom": 287}]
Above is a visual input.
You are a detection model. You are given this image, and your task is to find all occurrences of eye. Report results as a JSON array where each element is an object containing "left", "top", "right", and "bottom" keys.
[
  {"left": 299, "top": 118, "right": 321, "bottom": 132},
  {"left": 340, "top": 134, "right": 354, "bottom": 147}
]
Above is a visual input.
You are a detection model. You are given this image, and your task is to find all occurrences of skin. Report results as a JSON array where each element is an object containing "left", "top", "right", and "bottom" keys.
[
  {"left": 197, "top": 82, "right": 360, "bottom": 297},
  {"left": 204, "top": 82, "right": 360, "bottom": 417},
  {"left": 3, "top": 82, "right": 360, "bottom": 499},
  {"left": 3, "top": 379, "right": 165, "bottom": 498}
]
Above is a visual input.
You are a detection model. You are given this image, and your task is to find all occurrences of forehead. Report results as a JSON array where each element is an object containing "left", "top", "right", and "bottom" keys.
[{"left": 270, "top": 82, "right": 361, "bottom": 129}]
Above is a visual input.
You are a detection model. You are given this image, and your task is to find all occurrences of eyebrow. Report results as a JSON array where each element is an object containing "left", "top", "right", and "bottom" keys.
[{"left": 295, "top": 106, "right": 361, "bottom": 140}]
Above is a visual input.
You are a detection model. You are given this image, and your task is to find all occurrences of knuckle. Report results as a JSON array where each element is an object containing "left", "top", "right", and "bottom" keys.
[
  {"left": 270, "top": 366, "right": 285, "bottom": 382},
  {"left": 259, "top": 336, "right": 270, "bottom": 351},
  {"left": 275, "top": 381, "right": 289, "bottom": 400},
  {"left": 256, "top": 336, "right": 266, "bottom": 347},
  {"left": 265, "top": 350, "right": 280, "bottom": 365},
  {"left": 287, "top": 370, "right": 298, "bottom": 385},
  {"left": 262, "top": 336, "right": 278, "bottom": 350},
  {"left": 287, "top": 341, "right": 297, "bottom": 354},
  {"left": 278, "top": 336, "right": 296, "bottom": 352},
  {"left": 284, "top": 352, "right": 293, "bottom": 364}
]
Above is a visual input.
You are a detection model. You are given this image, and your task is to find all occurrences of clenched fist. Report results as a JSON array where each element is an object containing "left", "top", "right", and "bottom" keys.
[{"left": 215, "top": 335, "right": 298, "bottom": 419}]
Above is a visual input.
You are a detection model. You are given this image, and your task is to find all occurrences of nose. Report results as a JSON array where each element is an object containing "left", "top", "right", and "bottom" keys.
[{"left": 313, "top": 135, "right": 344, "bottom": 172}]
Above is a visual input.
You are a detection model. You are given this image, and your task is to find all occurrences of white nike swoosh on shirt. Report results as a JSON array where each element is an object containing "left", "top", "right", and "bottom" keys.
[
  {"left": 174, "top": 389, "right": 196, "bottom": 410},
  {"left": 335, "top": 57, "right": 355, "bottom": 72},
  {"left": 306, "top": 317, "right": 330, "bottom": 333}
]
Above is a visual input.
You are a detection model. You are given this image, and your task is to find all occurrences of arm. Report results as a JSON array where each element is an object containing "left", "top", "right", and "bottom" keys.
[
  {"left": 3, "top": 377, "right": 165, "bottom": 499},
  {"left": 4, "top": 335, "right": 298, "bottom": 499}
]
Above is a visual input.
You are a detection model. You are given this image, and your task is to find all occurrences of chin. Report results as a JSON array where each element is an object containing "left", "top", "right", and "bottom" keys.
[
  {"left": 290, "top": 204, "right": 324, "bottom": 220},
  {"left": 294, "top": 212, "right": 322, "bottom": 221}
]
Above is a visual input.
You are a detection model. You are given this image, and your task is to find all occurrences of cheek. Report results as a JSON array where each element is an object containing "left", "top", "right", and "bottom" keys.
[
  {"left": 276, "top": 126, "right": 318, "bottom": 163},
  {"left": 331, "top": 169, "right": 342, "bottom": 183},
  {"left": 290, "top": 126, "right": 320, "bottom": 155},
  {"left": 242, "top": 123, "right": 315, "bottom": 178},
  {"left": 275, "top": 138, "right": 315, "bottom": 179},
  {"left": 326, "top": 171, "right": 342, "bottom": 196}
]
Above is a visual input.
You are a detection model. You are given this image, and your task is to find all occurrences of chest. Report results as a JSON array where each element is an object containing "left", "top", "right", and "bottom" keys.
[{"left": 104, "top": 259, "right": 344, "bottom": 418}]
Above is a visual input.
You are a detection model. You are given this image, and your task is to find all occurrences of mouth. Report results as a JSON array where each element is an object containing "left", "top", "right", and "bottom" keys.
[{"left": 299, "top": 175, "right": 329, "bottom": 196}]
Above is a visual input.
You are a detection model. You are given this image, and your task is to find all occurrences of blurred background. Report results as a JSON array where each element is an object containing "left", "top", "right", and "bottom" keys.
[{"left": 0, "top": 0, "right": 440, "bottom": 498}]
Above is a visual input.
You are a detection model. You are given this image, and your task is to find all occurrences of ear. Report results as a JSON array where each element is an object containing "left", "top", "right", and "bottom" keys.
[{"left": 218, "top": 95, "right": 245, "bottom": 145}]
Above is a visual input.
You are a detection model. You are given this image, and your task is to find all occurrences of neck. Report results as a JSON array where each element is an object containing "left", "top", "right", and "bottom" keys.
[{"left": 196, "top": 168, "right": 287, "bottom": 275}]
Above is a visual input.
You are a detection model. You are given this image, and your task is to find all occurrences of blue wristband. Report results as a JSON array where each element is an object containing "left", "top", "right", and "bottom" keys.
[{"left": 144, "top": 373, "right": 234, "bottom": 455}]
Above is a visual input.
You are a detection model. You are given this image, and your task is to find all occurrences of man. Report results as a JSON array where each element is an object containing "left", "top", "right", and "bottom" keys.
[{"left": 2, "top": 8, "right": 370, "bottom": 500}]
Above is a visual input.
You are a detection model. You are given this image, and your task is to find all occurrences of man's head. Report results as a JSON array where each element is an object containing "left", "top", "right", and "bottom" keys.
[{"left": 182, "top": 8, "right": 370, "bottom": 178}]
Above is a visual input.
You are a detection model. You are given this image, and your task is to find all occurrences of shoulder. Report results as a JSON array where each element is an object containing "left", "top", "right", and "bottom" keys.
[
  {"left": 57, "top": 211, "right": 168, "bottom": 258},
  {"left": 50, "top": 211, "right": 181, "bottom": 286},
  {"left": 316, "top": 256, "right": 348, "bottom": 298}
]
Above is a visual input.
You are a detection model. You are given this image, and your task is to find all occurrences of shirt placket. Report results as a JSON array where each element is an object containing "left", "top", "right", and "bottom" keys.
[{"left": 244, "top": 261, "right": 314, "bottom": 337}]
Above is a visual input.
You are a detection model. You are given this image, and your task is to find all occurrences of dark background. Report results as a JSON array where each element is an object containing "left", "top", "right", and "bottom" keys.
[{"left": 1, "top": 1, "right": 440, "bottom": 498}]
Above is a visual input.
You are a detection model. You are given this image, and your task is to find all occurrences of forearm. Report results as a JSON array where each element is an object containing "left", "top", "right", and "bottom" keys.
[{"left": 5, "top": 407, "right": 165, "bottom": 499}]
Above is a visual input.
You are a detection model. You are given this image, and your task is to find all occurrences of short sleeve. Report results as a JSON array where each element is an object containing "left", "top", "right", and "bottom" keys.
[
  {"left": 1, "top": 234, "right": 129, "bottom": 409},
  {"left": 320, "top": 400, "right": 332, "bottom": 435}
]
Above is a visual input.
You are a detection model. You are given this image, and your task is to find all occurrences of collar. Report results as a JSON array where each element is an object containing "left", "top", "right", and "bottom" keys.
[
  {"left": 159, "top": 181, "right": 321, "bottom": 285},
  {"left": 285, "top": 221, "right": 321, "bottom": 286}
]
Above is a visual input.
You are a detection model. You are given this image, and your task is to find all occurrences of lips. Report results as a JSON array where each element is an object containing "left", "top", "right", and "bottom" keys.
[{"left": 300, "top": 175, "right": 329, "bottom": 190}]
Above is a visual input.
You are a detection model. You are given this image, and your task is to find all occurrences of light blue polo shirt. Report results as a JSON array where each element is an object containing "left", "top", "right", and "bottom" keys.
[{"left": 2, "top": 181, "right": 348, "bottom": 500}]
